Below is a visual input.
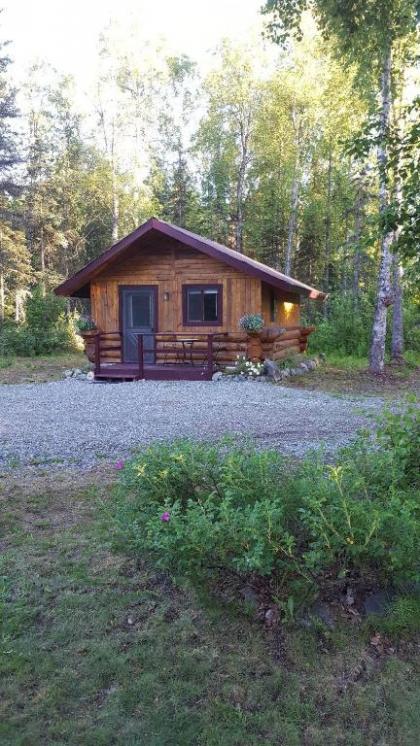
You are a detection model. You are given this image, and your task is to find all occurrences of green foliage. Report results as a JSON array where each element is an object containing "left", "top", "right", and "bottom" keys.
[
  {"left": 0, "top": 286, "right": 78, "bottom": 356},
  {"left": 110, "top": 407, "right": 419, "bottom": 610},
  {"left": 375, "top": 399, "right": 420, "bottom": 487},
  {"left": 308, "top": 293, "right": 420, "bottom": 357},
  {"left": 76, "top": 317, "right": 96, "bottom": 332},
  {"left": 2, "top": 482, "right": 419, "bottom": 745},
  {"left": 239, "top": 313, "right": 264, "bottom": 332},
  {"left": 0, "top": 324, "right": 37, "bottom": 357},
  {"left": 370, "top": 595, "right": 420, "bottom": 637},
  {"left": 308, "top": 294, "right": 374, "bottom": 357}
]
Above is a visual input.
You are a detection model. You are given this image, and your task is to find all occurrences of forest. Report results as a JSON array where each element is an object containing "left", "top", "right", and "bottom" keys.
[{"left": 0, "top": 1, "right": 418, "bottom": 373}]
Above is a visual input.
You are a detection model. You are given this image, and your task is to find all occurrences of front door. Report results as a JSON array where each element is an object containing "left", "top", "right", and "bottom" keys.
[{"left": 120, "top": 286, "right": 157, "bottom": 363}]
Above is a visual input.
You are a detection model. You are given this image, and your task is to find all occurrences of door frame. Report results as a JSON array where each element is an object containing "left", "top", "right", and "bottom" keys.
[{"left": 118, "top": 285, "right": 159, "bottom": 363}]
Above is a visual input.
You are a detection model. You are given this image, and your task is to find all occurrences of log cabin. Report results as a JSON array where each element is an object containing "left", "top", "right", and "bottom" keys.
[{"left": 55, "top": 217, "right": 326, "bottom": 380}]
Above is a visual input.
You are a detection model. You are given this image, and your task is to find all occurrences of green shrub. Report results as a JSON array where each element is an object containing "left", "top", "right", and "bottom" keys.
[
  {"left": 110, "top": 407, "right": 419, "bottom": 611},
  {"left": 307, "top": 294, "right": 374, "bottom": 357},
  {"left": 0, "top": 286, "right": 78, "bottom": 357},
  {"left": 0, "top": 324, "right": 37, "bottom": 356},
  {"left": 367, "top": 595, "right": 420, "bottom": 638},
  {"left": 307, "top": 293, "right": 420, "bottom": 358}
]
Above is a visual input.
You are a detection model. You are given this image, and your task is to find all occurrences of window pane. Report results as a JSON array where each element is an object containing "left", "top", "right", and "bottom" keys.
[
  {"left": 203, "top": 290, "right": 218, "bottom": 321},
  {"left": 130, "top": 293, "right": 151, "bottom": 327},
  {"left": 187, "top": 290, "right": 203, "bottom": 321}
]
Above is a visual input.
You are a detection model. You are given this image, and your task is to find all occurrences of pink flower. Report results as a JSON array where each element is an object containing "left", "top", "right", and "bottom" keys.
[
  {"left": 114, "top": 459, "right": 125, "bottom": 470},
  {"left": 160, "top": 512, "right": 171, "bottom": 522}
]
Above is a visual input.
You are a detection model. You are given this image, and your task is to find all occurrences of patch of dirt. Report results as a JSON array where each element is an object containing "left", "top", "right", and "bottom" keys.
[{"left": 0, "top": 353, "right": 88, "bottom": 385}]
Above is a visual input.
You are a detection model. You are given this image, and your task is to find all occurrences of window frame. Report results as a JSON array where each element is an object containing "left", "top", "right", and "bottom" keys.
[
  {"left": 182, "top": 284, "right": 223, "bottom": 326},
  {"left": 270, "top": 289, "right": 278, "bottom": 322}
]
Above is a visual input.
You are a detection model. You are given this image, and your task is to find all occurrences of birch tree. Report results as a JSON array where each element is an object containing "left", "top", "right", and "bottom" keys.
[
  {"left": 199, "top": 43, "right": 262, "bottom": 252},
  {"left": 263, "top": 0, "right": 419, "bottom": 373}
]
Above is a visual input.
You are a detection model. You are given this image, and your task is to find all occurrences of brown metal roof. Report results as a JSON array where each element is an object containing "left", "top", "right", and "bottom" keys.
[{"left": 54, "top": 217, "right": 326, "bottom": 300}]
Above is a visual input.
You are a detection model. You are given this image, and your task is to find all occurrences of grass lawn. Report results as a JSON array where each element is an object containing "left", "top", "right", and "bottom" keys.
[
  {"left": 282, "top": 352, "right": 420, "bottom": 398},
  {"left": 0, "top": 352, "right": 89, "bottom": 385},
  {"left": 1, "top": 350, "right": 418, "bottom": 397},
  {"left": 1, "top": 473, "right": 419, "bottom": 745}
]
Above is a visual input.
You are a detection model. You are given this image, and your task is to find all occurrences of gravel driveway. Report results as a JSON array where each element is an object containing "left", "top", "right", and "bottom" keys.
[{"left": 0, "top": 379, "right": 384, "bottom": 469}]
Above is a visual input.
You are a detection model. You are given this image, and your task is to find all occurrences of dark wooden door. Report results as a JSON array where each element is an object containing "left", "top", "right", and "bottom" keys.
[{"left": 120, "top": 286, "right": 157, "bottom": 363}]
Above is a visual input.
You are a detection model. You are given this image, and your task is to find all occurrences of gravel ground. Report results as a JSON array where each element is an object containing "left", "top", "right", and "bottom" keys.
[{"left": 0, "top": 379, "right": 385, "bottom": 470}]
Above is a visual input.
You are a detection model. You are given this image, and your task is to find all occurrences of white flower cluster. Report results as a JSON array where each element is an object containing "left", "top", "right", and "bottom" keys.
[{"left": 234, "top": 355, "right": 264, "bottom": 378}]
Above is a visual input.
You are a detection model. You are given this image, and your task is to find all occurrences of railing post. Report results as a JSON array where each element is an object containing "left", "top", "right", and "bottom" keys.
[
  {"left": 94, "top": 333, "right": 101, "bottom": 376},
  {"left": 137, "top": 334, "right": 144, "bottom": 380},
  {"left": 207, "top": 334, "right": 213, "bottom": 379}
]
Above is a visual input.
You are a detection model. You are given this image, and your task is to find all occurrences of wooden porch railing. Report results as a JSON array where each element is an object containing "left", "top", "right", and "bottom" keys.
[{"left": 94, "top": 331, "right": 215, "bottom": 379}]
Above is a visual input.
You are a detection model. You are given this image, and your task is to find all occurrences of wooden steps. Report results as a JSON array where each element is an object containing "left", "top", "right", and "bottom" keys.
[{"left": 95, "top": 364, "right": 212, "bottom": 382}]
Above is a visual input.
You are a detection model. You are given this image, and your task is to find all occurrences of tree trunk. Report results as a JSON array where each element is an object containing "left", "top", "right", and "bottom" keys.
[
  {"left": 0, "top": 271, "right": 4, "bottom": 323},
  {"left": 323, "top": 145, "right": 333, "bottom": 299},
  {"left": 111, "top": 167, "right": 119, "bottom": 243},
  {"left": 235, "top": 116, "right": 250, "bottom": 253},
  {"left": 369, "top": 45, "right": 394, "bottom": 375},
  {"left": 391, "top": 257, "right": 404, "bottom": 361},
  {"left": 285, "top": 108, "right": 303, "bottom": 276},
  {"left": 285, "top": 169, "right": 299, "bottom": 275},
  {"left": 352, "top": 168, "right": 367, "bottom": 302}
]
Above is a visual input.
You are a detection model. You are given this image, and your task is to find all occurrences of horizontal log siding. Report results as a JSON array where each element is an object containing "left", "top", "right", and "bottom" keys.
[
  {"left": 91, "top": 244, "right": 262, "bottom": 336},
  {"left": 89, "top": 239, "right": 311, "bottom": 366}
]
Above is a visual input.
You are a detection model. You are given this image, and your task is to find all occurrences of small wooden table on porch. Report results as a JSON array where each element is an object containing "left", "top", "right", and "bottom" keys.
[{"left": 177, "top": 337, "right": 201, "bottom": 365}]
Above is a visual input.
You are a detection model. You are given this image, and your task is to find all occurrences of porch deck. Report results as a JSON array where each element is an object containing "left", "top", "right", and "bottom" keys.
[
  {"left": 94, "top": 362, "right": 212, "bottom": 381},
  {"left": 93, "top": 331, "right": 216, "bottom": 381}
]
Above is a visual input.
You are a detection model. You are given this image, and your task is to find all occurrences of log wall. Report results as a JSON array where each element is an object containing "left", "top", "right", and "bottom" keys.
[{"left": 89, "top": 236, "right": 309, "bottom": 365}]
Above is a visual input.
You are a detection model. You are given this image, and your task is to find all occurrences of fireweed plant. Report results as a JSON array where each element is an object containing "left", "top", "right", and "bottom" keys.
[{"left": 108, "top": 404, "right": 419, "bottom": 612}]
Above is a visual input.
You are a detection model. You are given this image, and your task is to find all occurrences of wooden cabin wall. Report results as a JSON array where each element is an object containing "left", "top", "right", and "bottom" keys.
[
  {"left": 261, "top": 282, "right": 300, "bottom": 328},
  {"left": 90, "top": 241, "right": 262, "bottom": 336}
]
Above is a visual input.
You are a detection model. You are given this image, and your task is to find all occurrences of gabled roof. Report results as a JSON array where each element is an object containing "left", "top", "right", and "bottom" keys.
[{"left": 54, "top": 217, "right": 326, "bottom": 300}]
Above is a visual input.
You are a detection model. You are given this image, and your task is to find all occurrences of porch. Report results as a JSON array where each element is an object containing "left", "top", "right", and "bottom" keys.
[
  {"left": 93, "top": 332, "right": 216, "bottom": 381},
  {"left": 89, "top": 327, "right": 315, "bottom": 381}
]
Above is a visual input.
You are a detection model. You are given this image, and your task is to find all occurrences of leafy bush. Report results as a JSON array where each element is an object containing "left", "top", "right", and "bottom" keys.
[
  {"left": 308, "top": 294, "right": 374, "bottom": 357},
  {"left": 77, "top": 317, "right": 97, "bottom": 333},
  {"left": 110, "top": 406, "right": 419, "bottom": 610},
  {"left": 0, "top": 286, "right": 78, "bottom": 357},
  {"left": 368, "top": 595, "right": 420, "bottom": 637},
  {"left": 0, "top": 324, "right": 37, "bottom": 357},
  {"left": 307, "top": 293, "right": 420, "bottom": 358}
]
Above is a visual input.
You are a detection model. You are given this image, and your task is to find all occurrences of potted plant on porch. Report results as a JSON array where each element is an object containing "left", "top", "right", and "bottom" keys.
[
  {"left": 76, "top": 318, "right": 98, "bottom": 362},
  {"left": 239, "top": 313, "right": 264, "bottom": 362}
]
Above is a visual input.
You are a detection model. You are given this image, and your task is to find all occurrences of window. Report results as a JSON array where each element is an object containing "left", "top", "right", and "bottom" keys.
[
  {"left": 270, "top": 290, "right": 278, "bottom": 322},
  {"left": 183, "top": 285, "right": 223, "bottom": 325}
]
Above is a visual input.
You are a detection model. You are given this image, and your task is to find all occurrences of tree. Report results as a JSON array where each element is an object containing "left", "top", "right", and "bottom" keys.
[
  {"left": 0, "top": 30, "right": 30, "bottom": 320},
  {"left": 0, "top": 220, "right": 30, "bottom": 321},
  {"left": 263, "top": 0, "right": 419, "bottom": 373},
  {"left": 196, "top": 43, "right": 262, "bottom": 251}
]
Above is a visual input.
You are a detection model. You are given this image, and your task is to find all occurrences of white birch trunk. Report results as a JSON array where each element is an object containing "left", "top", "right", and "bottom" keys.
[
  {"left": 285, "top": 109, "right": 303, "bottom": 276},
  {"left": 234, "top": 114, "right": 251, "bottom": 253},
  {"left": 324, "top": 146, "right": 333, "bottom": 294},
  {"left": 369, "top": 45, "right": 394, "bottom": 374},
  {"left": 0, "top": 271, "right": 4, "bottom": 323},
  {"left": 352, "top": 168, "right": 367, "bottom": 301},
  {"left": 111, "top": 174, "right": 119, "bottom": 243},
  {"left": 285, "top": 170, "right": 299, "bottom": 276}
]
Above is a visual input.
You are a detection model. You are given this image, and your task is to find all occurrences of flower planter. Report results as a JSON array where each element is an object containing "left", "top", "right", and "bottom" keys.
[
  {"left": 79, "top": 329, "right": 98, "bottom": 363},
  {"left": 246, "top": 331, "right": 263, "bottom": 362}
]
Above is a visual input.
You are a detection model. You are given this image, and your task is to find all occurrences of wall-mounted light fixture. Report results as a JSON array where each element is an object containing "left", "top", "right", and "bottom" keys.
[
  {"left": 283, "top": 301, "right": 294, "bottom": 318},
  {"left": 163, "top": 291, "right": 170, "bottom": 301}
]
